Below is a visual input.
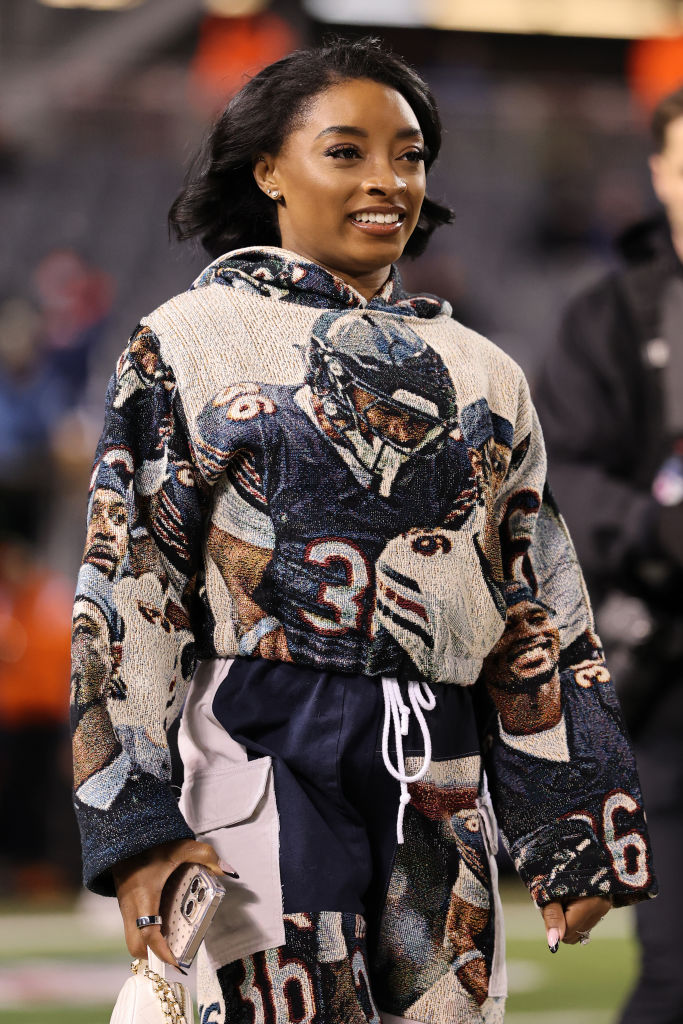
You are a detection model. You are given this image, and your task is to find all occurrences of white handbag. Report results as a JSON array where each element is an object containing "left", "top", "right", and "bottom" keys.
[{"left": 110, "top": 947, "right": 194, "bottom": 1024}]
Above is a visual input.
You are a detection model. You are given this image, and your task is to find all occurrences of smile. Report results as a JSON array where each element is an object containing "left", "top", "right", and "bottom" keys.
[
  {"left": 349, "top": 211, "right": 405, "bottom": 235},
  {"left": 353, "top": 211, "right": 402, "bottom": 223},
  {"left": 507, "top": 635, "right": 553, "bottom": 668}
]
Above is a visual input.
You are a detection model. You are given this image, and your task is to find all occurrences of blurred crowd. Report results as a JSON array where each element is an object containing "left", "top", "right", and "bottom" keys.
[{"left": 0, "top": 248, "right": 115, "bottom": 895}]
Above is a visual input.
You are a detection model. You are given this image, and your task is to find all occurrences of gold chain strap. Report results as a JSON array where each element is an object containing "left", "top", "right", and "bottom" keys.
[{"left": 130, "top": 959, "right": 188, "bottom": 1024}]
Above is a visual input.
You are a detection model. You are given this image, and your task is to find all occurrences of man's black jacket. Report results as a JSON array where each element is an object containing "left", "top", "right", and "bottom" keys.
[
  {"left": 534, "top": 215, "right": 682, "bottom": 598},
  {"left": 534, "top": 215, "right": 683, "bottom": 738}
]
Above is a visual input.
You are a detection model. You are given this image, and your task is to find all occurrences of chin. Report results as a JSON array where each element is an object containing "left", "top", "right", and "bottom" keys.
[
  {"left": 345, "top": 226, "right": 408, "bottom": 254},
  {"left": 490, "top": 664, "right": 558, "bottom": 694},
  {"left": 347, "top": 242, "right": 406, "bottom": 273}
]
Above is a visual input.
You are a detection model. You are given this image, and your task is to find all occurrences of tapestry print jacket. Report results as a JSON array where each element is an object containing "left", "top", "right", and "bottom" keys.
[{"left": 70, "top": 247, "right": 656, "bottom": 916}]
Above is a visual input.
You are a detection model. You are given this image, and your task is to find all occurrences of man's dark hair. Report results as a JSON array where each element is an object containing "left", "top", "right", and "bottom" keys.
[
  {"left": 651, "top": 84, "right": 683, "bottom": 153},
  {"left": 168, "top": 36, "right": 453, "bottom": 259}
]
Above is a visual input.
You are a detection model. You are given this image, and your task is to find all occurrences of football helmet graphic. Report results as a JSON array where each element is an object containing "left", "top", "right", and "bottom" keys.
[{"left": 306, "top": 310, "right": 460, "bottom": 495}]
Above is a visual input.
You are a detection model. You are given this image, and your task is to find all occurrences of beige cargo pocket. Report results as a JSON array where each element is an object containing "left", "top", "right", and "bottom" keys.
[
  {"left": 179, "top": 756, "right": 285, "bottom": 970},
  {"left": 476, "top": 791, "right": 507, "bottom": 998}
]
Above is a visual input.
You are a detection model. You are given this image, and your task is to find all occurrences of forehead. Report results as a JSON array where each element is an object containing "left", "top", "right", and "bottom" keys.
[
  {"left": 295, "top": 78, "right": 420, "bottom": 138},
  {"left": 509, "top": 600, "right": 547, "bottom": 620},
  {"left": 93, "top": 487, "right": 126, "bottom": 508},
  {"left": 74, "top": 602, "right": 108, "bottom": 633}
]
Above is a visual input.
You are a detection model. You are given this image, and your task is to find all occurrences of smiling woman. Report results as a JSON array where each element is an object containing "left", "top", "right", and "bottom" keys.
[
  {"left": 250, "top": 79, "right": 427, "bottom": 298},
  {"left": 71, "top": 35, "right": 656, "bottom": 1024},
  {"left": 168, "top": 37, "right": 452, "bottom": 276}
]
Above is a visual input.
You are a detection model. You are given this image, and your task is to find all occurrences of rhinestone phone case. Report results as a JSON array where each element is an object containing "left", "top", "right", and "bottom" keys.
[{"left": 159, "top": 864, "right": 226, "bottom": 969}]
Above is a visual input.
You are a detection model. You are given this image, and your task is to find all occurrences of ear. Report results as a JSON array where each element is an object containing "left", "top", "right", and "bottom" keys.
[{"left": 253, "top": 153, "right": 280, "bottom": 200}]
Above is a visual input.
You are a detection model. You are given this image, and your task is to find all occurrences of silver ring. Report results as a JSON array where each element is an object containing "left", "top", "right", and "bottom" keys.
[
  {"left": 577, "top": 929, "right": 591, "bottom": 945},
  {"left": 136, "top": 915, "right": 162, "bottom": 929}
]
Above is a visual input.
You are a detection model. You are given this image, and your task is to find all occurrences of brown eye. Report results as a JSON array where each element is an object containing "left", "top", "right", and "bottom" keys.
[
  {"left": 73, "top": 621, "right": 96, "bottom": 639},
  {"left": 326, "top": 145, "right": 361, "bottom": 159},
  {"left": 138, "top": 603, "right": 160, "bottom": 624}
]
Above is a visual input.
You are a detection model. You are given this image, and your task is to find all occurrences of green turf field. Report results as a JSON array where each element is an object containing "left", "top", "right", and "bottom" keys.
[{"left": 0, "top": 879, "right": 638, "bottom": 1023}]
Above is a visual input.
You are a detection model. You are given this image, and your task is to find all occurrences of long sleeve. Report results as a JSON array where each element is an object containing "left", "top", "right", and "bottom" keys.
[
  {"left": 532, "top": 277, "right": 657, "bottom": 584},
  {"left": 473, "top": 374, "right": 657, "bottom": 908},
  {"left": 70, "top": 324, "right": 210, "bottom": 895}
]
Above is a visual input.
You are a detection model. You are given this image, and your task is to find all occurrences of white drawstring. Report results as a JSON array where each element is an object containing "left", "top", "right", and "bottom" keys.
[{"left": 381, "top": 677, "right": 436, "bottom": 844}]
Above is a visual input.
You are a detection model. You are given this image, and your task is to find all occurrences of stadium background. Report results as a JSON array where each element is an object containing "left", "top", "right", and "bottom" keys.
[{"left": 1, "top": 1, "right": 681, "bottom": 1019}]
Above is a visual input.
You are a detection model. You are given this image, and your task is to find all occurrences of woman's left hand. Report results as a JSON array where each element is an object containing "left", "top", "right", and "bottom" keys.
[{"left": 541, "top": 895, "right": 612, "bottom": 949}]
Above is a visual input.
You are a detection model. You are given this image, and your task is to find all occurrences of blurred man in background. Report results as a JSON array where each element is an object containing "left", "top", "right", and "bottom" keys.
[{"left": 534, "top": 85, "right": 683, "bottom": 1024}]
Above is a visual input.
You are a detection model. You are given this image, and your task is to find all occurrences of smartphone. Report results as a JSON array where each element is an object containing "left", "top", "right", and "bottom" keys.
[{"left": 159, "top": 863, "right": 226, "bottom": 969}]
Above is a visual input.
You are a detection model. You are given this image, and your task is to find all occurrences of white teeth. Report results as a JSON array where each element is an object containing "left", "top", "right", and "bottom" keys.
[{"left": 353, "top": 212, "right": 401, "bottom": 224}]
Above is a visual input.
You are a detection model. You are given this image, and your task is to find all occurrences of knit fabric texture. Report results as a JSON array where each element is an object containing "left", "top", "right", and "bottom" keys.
[{"left": 70, "top": 246, "right": 656, "bottom": 905}]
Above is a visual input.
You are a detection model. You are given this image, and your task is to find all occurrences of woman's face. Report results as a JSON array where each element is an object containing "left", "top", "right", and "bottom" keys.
[{"left": 255, "top": 78, "right": 427, "bottom": 287}]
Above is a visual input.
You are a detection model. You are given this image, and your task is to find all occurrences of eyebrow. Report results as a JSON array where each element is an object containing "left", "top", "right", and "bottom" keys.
[{"left": 314, "top": 125, "right": 424, "bottom": 141}]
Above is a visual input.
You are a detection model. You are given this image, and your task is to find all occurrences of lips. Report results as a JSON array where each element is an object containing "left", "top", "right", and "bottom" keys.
[
  {"left": 507, "top": 635, "right": 554, "bottom": 673},
  {"left": 349, "top": 206, "right": 406, "bottom": 236},
  {"left": 85, "top": 544, "right": 117, "bottom": 568}
]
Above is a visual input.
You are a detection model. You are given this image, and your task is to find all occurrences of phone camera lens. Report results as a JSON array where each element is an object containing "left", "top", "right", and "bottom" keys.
[
  {"left": 190, "top": 878, "right": 199, "bottom": 893},
  {"left": 197, "top": 887, "right": 206, "bottom": 902},
  {"left": 184, "top": 899, "right": 195, "bottom": 916}
]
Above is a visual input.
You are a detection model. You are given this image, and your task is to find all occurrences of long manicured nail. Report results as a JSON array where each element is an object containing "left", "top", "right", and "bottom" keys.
[
  {"left": 547, "top": 927, "right": 560, "bottom": 953},
  {"left": 219, "top": 858, "right": 239, "bottom": 878}
]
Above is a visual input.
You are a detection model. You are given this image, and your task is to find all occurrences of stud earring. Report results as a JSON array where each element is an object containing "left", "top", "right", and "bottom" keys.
[{"left": 267, "top": 188, "right": 281, "bottom": 200}]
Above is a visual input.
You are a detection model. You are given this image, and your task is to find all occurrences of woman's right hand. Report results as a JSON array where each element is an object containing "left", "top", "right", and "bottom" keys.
[{"left": 112, "top": 837, "right": 231, "bottom": 966}]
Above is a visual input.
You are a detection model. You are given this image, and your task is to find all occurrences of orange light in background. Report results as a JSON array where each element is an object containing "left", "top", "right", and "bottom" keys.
[
  {"left": 191, "top": 4, "right": 300, "bottom": 112},
  {"left": 628, "top": 34, "right": 683, "bottom": 112},
  {"left": 39, "top": 0, "right": 143, "bottom": 8},
  {"left": 305, "top": 0, "right": 683, "bottom": 37}
]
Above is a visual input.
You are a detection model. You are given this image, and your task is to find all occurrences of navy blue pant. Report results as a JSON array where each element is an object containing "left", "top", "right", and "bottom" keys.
[{"left": 208, "top": 657, "right": 503, "bottom": 1023}]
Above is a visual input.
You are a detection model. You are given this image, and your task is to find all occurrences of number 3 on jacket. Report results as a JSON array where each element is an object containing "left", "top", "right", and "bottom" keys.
[{"left": 298, "top": 538, "right": 372, "bottom": 636}]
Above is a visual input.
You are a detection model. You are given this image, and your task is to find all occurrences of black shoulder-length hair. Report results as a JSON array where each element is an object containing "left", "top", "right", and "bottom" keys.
[{"left": 168, "top": 36, "right": 453, "bottom": 260}]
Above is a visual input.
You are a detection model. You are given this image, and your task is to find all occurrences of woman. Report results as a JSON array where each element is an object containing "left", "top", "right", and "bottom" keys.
[{"left": 70, "top": 37, "right": 656, "bottom": 1024}]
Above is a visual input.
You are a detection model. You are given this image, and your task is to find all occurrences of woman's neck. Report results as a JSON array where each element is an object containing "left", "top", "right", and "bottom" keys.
[
  {"left": 316, "top": 261, "right": 392, "bottom": 302},
  {"left": 277, "top": 244, "right": 392, "bottom": 302}
]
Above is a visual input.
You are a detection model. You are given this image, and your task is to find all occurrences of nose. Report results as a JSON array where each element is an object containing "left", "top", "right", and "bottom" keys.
[
  {"left": 94, "top": 515, "right": 114, "bottom": 538},
  {"left": 362, "top": 159, "right": 407, "bottom": 197},
  {"left": 393, "top": 425, "right": 414, "bottom": 444},
  {"left": 385, "top": 416, "right": 422, "bottom": 444}
]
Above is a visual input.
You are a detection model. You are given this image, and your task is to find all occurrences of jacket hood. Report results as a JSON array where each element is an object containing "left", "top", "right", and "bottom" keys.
[{"left": 191, "top": 246, "right": 452, "bottom": 320}]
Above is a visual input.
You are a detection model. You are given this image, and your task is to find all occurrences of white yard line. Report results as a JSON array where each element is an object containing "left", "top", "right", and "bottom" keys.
[
  {"left": 0, "top": 914, "right": 123, "bottom": 958},
  {"left": 0, "top": 960, "right": 125, "bottom": 1006},
  {"left": 0, "top": 898, "right": 632, "bottom": 1010}
]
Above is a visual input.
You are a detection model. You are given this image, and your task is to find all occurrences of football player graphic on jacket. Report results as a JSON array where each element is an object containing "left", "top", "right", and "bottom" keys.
[
  {"left": 370, "top": 400, "right": 515, "bottom": 681},
  {"left": 196, "top": 308, "right": 480, "bottom": 676},
  {"left": 479, "top": 585, "right": 651, "bottom": 903}
]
